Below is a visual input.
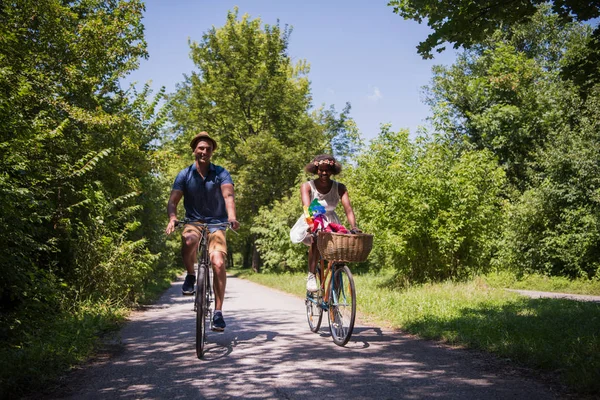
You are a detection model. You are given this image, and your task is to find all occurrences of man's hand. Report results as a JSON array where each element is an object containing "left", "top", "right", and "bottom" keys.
[
  {"left": 229, "top": 219, "right": 240, "bottom": 231},
  {"left": 165, "top": 218, "right": 178, "bottom": 235}
]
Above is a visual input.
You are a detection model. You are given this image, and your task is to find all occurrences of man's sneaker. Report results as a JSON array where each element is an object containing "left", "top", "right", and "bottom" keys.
[
  {"left": 212, "top": 312, "right": 226, "bottom": 332},
  {"left": 182, "top": 274, "right": 196, "bottom": 295},
  {"left": 306, "top": 272, "right": 318, "bottom": 292}
]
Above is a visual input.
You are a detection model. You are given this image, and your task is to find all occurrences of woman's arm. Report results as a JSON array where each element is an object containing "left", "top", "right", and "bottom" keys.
[
  {"left": 300, "top": 182, "right": 312, "bottom": 208},
  {"left": 338, "top": 183, "right": 358, "bottom": 231}
]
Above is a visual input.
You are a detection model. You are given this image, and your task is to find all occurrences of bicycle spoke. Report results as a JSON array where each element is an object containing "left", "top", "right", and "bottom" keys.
[
  {"left": 328, "top": 265, "right": 356, "bottom": 346},
  {"left": 306, "top": 268, "right": 323, "bottom": 332}
]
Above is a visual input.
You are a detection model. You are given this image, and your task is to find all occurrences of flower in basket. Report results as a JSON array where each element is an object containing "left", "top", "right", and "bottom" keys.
[{"left": 324, "top": 222, "right": 348, "bottom": 234}]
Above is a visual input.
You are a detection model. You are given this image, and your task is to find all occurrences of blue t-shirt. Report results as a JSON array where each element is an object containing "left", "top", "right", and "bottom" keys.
[{"left": 172, "top": 163, "right": 234, "bottom": 224}]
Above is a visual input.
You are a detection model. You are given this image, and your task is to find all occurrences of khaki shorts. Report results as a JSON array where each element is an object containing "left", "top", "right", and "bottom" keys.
[{"left": 182, "top": 225, "right": 228, "bottom": 255}]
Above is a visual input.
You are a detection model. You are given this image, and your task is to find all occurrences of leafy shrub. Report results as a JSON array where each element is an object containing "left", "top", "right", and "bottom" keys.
[
  {"left": 346, "top": 126, "right": 507, "bottom": 282},
  {"left": 251, "top": 183, "right": 307, "bottom": 272},
  {"left": 498, "top": 87, "right": 600, "bottom": 279}
]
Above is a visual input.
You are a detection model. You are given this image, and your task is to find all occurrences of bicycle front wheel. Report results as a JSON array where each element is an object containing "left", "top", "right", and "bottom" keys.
[
  {"left": 305, "top": 267, "right": 323, "bottom": 332},
  {"left": 328, "top": 264, "right": 356, "bottom": 346},
  {"left": 195, "top": 264, "right": 208, "bottom": 358}
]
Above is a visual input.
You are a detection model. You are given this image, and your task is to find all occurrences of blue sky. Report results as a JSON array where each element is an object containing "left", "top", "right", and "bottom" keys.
[{"left": 123, "top": 0, "right": 458, "bottom": 142}]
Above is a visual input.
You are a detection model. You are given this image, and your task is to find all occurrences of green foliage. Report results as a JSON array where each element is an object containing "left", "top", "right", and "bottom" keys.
[
  {"left": 168, "top": 8, "right": 360, "bottom": 267},
  {"left": 484, "top": 270, "right": 600, "bottom": 295},
  {"left": 424, "top": 10, "right": 586, "bottom": 188},
  {"left": 498, "top": 87, "right": 600, "bottom": 279},
  {"left": 0, "top": 299, "right": 127, "bottom": 399},
  {"left": 421, "top": 7, "right": 600, "bottom": 280},
  {"left": 345, "top": 126, "right": 506, "bottom": 282},
  {"left": 0, "top": 2, "right": 176, "bottom": 390},
  {"left": 388, "top": 0, "right": 600, "bottom": 59},
  {"left": 251, "top": 185, "right": 307, "bottom": 272}
]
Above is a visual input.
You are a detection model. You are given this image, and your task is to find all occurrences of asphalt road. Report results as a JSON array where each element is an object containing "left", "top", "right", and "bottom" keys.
[{"left": 48, "top": 275, "right": 566, "bottom": 400}]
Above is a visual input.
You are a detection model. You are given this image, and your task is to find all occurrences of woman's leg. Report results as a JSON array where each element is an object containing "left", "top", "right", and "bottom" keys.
[{"left": 308, "top": 240, "right": 318, "bottom": 274}]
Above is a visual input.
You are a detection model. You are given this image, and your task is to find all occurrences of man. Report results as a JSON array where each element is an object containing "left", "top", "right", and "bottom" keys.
[{"left": 165, "top": 131, "right": 240, "bottom": 331}]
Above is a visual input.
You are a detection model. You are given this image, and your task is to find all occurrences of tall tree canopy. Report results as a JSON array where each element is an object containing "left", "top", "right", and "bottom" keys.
[
  {"left": 424, "top": 8, "right": 587, "bottom": 188},
  {"left": 169, "top": 8, "right": 360, "bottom": 268},
  {"left": 0, "top": 0, "right": 170, "bottom": 328},
  {"left": 421, "top": 6, "right": 600, "bottom": 279},
  {"left": 388, "top": 0, "right": 600, "bottom": 58}
]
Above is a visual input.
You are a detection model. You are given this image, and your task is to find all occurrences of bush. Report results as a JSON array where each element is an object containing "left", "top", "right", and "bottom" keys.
[{"left": 345, "top": 126, "right": 507, "bottom": 282}]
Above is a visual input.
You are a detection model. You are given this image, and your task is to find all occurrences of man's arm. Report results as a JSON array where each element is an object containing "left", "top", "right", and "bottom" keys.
[
  {"left": 165, "top": 190, "right": 183, "bottom": 235},
  {"left": 221, "top": 183, "right": 240, "bottom": 230}
]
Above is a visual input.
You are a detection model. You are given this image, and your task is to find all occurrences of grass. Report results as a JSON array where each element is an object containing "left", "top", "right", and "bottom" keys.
[
  {"left": 0, "top": 299, "right": 128, "bottom": 399},
  {"left": 0, "top": 267, "right": 178, "bottom": 399},
  {"left": 232, "top": 268, "right": 600, "bottom": 396}
]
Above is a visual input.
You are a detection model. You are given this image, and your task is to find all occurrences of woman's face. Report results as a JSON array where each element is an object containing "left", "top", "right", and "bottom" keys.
[{"left": 317, "top": 165, "right": 333, "bottom": 180}]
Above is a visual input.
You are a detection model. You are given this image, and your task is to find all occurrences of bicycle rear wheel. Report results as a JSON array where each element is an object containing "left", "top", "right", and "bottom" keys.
[
  {"left": 305, "top": 266, "right": 323, "bottom": 332},
  {"left": 195, "top": 264, "right": 208, "bottom": 358},
  {"left": 328, "top": 264, "right": 356, "bottom": 346}
]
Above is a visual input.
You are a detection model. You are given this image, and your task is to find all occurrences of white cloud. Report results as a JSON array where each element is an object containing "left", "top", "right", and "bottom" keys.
[{"left": 367, "top": 86, "right": 383, "bottom": 102}]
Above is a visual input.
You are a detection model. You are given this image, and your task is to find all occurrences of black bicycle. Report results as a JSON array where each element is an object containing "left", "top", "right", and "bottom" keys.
[{"left": 176, "top": 220, "right": 232, "bottom": 358}]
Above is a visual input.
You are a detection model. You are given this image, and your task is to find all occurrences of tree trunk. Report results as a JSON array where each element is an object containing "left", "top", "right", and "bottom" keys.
[
  {"left": 242, "top": 239, "right": 252, "bottom": 269},
  {"left": 251, "top": 242, "right": 261, "bottom": 273}
]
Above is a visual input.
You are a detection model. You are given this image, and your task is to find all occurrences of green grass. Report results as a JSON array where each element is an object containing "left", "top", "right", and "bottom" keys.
[
  {"left": 232, "top": 268, "right": 600, "bottom": 396},
  {"left": 0, "top": 267, "right": 178, "bottom": 399},
  {"left": 0, "top": 299, "right": 128, "bottom": 399}
]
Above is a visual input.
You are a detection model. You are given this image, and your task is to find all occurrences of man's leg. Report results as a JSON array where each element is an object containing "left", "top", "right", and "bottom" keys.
[
  {"left": 181, "top": 226, "right": 200, "bottom": 294},
  {"left": 208, "top": 229, "right": 228, "bottom": 331},
  {"left": 210, "top": 251, "right": 227, "bottom": 311}
]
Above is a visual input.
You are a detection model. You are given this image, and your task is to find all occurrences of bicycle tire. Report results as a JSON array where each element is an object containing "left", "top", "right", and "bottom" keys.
[
  {"left": 328, "top": 264, "right": 356, "bottom": 346},
  {"left": 305, "top": 266, "right": 323, "bottom": 332},
  {"left": 195, "top": 264, "right": 207, "bottom": 358}
]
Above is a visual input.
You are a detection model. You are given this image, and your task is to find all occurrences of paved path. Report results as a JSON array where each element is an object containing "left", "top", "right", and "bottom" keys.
[
  {"left": 506, "top": 289, "right": 600, "bottom": 303},
  {"left": 46, "top": 276, "right": 567, "bottom": 400}
]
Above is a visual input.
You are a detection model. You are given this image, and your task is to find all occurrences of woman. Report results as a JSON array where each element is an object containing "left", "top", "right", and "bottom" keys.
[{"left": 291, "top": 154, "right": 360, "bottom": 291}]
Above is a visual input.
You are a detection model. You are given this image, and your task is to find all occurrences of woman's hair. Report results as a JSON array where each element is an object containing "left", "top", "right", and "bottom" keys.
[{"left": 304, "top": 154, "right": 342, "bottom": 175}]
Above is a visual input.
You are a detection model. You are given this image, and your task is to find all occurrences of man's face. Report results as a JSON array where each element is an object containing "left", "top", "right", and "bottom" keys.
[{"left": 194, "top": 140, "right": 213, "bottom": 164}]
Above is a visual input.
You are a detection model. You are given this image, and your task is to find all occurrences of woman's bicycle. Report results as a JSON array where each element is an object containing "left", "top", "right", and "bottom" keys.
[
  {"left": 175, "top": 220, "right": 233, "bottom": 359},
  {"left": 305, "top": 230, "right": 373, "bottom": 346}
]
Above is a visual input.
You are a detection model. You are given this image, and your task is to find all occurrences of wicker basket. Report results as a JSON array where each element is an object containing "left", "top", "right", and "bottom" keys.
[{"left": 317, "top": 232, "right": 374, "bottom": 262}]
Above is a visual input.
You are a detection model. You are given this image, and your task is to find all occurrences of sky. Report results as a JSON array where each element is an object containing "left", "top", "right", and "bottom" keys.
[{"left": 123, "top": 0, "right": 459, "bottom": 142}]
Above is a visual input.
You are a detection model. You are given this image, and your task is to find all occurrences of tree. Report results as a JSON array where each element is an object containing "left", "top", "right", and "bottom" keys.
[
  {"left": 498, "top": 86, "right": 600, "bottom": 279},
  {"left": 169, "top": 8, "right": 360, "bottom": 269},
  {"left": 0, "top": 0, "right": 171, "bottom": 334},
  {"left": 344, "top": 126, "right": 506, "bottom": 282},
  {"left": 388, "top": 0, "right": 600, "bottom": 58},
  {"left": 423, "top": 8, "right": 585, "bottom": 189}
]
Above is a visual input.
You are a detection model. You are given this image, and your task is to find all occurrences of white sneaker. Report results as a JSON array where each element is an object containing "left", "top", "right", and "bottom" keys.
[{"left": 306, "top": 272, "right": 318, "bottom": 292}]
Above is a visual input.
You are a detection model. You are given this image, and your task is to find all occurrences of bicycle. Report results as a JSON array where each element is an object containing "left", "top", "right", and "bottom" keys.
[
  {"left": 175, "top": 220, "right": 233, "bottom": 359},
  {"left": 305, "top": 230, "right": 372, "bottom": 346}
]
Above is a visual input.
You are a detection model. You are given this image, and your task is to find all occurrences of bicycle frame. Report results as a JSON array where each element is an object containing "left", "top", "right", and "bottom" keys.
[
  {"left": 305, "top": 230, "right": 357, "bottom": 346},
  {"left": 314, "top": 258, "right": 342, "bottom": 309},
  {"left": 176, "top": 220, "right": 231, "bottom": 358}
]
